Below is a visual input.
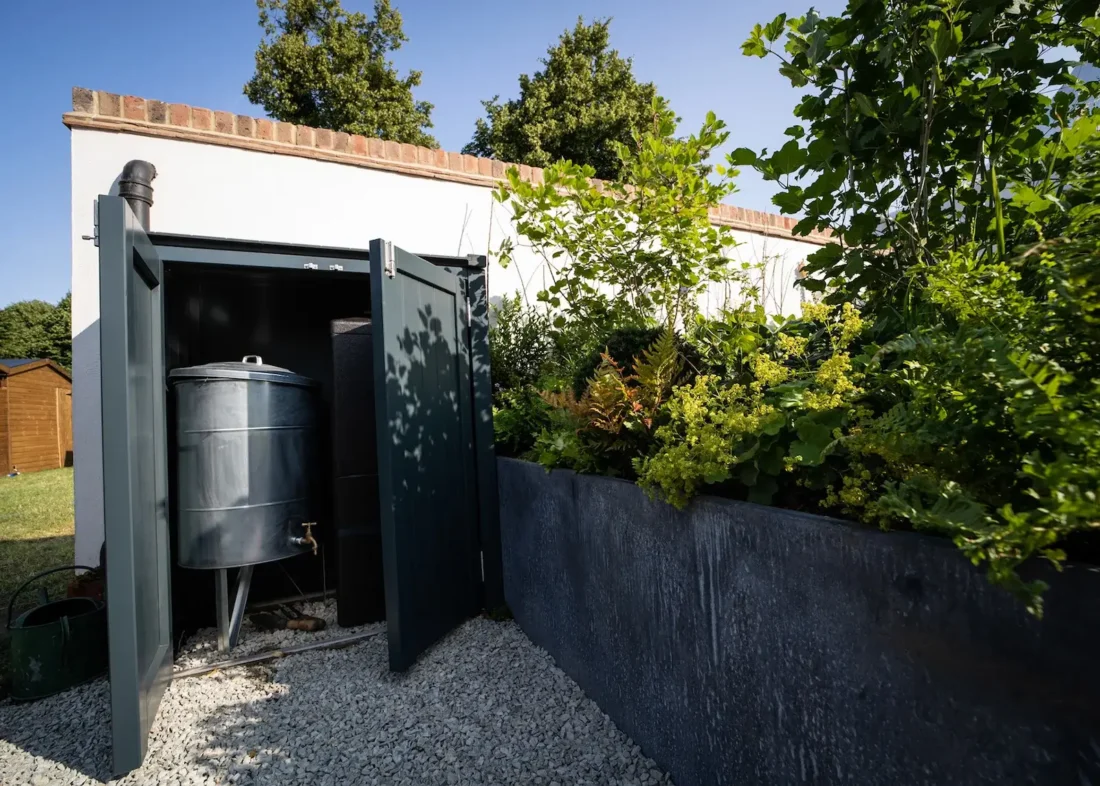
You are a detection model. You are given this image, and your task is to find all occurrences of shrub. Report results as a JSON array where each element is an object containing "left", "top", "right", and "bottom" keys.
[
  {"left": 530, "top": 329, "right": 682, "bottom": 479},
  {"left": 488, "top": 295, "right": 554, "bottom": 395},
  {"left": 638, "top": 301, "right": 866, "bottom": 508},
  {"left": 492, "top": 386, "right": 552, "bottom": 458},
  {"left": 494, "top": 100, "right": 746, "bottom": 334},
  {"left": 570, "top": 325, "right": 660, "bottom": 398},
  {"left": 832, "top": 231, "right": 1100, "bottom": 614}
]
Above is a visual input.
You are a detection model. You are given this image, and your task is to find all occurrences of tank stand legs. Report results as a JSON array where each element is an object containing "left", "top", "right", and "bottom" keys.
[
  {"left": 215, "top": 566, "right": 255, "bottom": 652},
  {"left": 215, "top": 570, "right": 229, "bottom": 651}
]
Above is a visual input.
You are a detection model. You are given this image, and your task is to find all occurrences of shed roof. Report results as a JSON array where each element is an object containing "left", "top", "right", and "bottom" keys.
[{"left": 0, "top": 358, "right": 72, "bottom": 381}]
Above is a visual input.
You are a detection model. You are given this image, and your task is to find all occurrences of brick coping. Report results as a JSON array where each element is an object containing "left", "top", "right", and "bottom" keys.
[{"left": 63, "top": 88, "right": 830, "bottom": 245}]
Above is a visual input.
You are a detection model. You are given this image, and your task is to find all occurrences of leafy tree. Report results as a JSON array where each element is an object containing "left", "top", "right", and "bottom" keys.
[
  {"left": 0, "top": 293, "right": 72, "bottom": 369},
  {"left": 464, "top": 18, "right": 663, "bottom": 179},
  {"left": 736, "top": 0, "right": 1100, "bottom": 318},
  {"left": 495, "top": 101, "right": 742, "bottom": 335},
  {"left": 244, "top": 0, "right": 437, "bottom": 146},
  {"left": 44, "top": 293, "right": 72, "bottom": 370}
]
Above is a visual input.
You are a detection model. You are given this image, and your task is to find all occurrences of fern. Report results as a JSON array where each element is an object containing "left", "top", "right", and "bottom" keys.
[
  {"left": 633, "top": 328, "right": 682, "bottom": 419},
  {"left": 1004, "top": 351, "right": 1072, "bottom": 411},
  {"left": 586, "top": 354, "right": 637, "bottom": 435}
]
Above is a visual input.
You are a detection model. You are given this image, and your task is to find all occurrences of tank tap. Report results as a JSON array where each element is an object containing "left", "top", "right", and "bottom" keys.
[{"left": 291, "top": 522, "right": 318, "bottom": 556}]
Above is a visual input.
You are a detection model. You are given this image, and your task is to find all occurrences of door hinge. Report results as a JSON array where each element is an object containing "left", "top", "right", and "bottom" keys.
[
  {"left": 92, "top": 200, "right": 100, "bottom": 247},
  {"left": 329, "top": 263, "right": 344, "bottom": 272},
  {"left": 480, "top": 551, "right": 485, "bottom": 581},
  {"left": 303, "top": 262, "right": 319, "bottom": 270},
  {"left": 466, "top": 298, "right": 472, "bottom": 325},
  {"left": 383, "top": 241, "right": 396, "bottom": 278}
]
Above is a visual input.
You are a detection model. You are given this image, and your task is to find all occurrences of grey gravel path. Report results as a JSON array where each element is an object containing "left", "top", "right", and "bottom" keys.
[
  {"left": 172, "top": 600, "right": 384, "bottom": 672},
  {"left": 0, "top": 616, "right": 671, "bottom": 785}
]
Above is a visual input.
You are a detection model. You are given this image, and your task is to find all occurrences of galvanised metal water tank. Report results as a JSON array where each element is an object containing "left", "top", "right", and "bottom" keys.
[{"left": 170, "top": 356, "right": 320, "bottom": 569}]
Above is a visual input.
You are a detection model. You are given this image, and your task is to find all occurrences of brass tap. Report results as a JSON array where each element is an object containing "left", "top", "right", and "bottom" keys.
[{"left": 293, "top": 522, "right": 318, "bottom": 556}]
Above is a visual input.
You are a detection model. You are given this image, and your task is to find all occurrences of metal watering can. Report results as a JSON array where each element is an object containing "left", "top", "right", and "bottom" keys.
[{"left": 7, "top": 565, "right": 107, "bottom": 700}]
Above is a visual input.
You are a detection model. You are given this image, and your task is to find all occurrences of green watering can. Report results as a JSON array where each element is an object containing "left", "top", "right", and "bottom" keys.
[{"left": 7, "top": 565, "right": 107, "bottom": 701}]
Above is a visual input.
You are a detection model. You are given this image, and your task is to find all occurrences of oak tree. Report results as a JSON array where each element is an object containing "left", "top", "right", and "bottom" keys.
[
  {"left": 464, "top": 18, "right": 663, "bottom": 179},
  {"left": 244, "top": 0, "right": 437, "bottom": 146}
]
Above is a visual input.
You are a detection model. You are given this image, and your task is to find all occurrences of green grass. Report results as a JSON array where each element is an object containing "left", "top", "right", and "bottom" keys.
[{"left": 0, "top": 467, "right": 76, "bottom": 696}]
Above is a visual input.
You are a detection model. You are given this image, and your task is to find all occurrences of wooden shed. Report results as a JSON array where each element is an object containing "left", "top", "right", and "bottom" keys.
[{"left": 0, "top": 359, "right": 73, "bottom": 474}]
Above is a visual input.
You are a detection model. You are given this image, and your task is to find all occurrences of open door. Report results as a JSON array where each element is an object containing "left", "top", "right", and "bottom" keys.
[
  {"left": 370, "top": 239, "right": 481, "bottom": 671},
  {"left": 98, "top": 195, "right": 173, "bottom": 775}
]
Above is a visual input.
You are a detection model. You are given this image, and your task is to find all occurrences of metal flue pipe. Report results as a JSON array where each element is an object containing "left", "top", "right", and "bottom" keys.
[{"left": 118, "top": 160, "right": 156, "bottom": 229}]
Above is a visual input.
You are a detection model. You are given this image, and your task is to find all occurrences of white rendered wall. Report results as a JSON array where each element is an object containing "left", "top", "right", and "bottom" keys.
[{"left": 70, "top": 127, "right": 824, "bottom": 565}]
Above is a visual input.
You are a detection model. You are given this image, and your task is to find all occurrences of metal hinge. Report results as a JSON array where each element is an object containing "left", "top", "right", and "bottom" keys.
[
  {"left": 383, "top": 241, "right": 396, "bottom": 278},
  {"left": 303, "top": 262, "right": 319, "bottom": 270},
  {"left": 466, "top": 298, "right": 471, "bottom": 325},
  {"left": 480, "top": 551, "right": 485, "bottom": 581},
  {"left": 329, "top": 263, "right": 344, "bottom": 272}
]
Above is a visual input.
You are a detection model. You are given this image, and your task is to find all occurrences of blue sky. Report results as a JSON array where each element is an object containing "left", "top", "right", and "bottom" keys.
[{"left": 0, "top": 0, "right": 849, "bottom": 306}]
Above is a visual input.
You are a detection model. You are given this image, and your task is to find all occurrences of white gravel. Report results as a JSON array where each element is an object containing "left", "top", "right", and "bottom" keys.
[
  {"left": 172, "top": 600, "right": 384, "bottom": 672},
  {"left": 0, "top": 615, "right": 671, "bottom": 785}
]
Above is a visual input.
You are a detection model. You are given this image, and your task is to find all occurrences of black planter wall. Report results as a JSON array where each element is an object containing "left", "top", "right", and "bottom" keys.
[{"left": 498, "top": 458, "right": 1100, "bottom": 786}]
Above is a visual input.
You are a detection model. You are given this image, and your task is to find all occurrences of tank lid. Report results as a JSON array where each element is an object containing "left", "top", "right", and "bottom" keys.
[{"left": 169, "top": 355, "right": 319, "bottom": 387}]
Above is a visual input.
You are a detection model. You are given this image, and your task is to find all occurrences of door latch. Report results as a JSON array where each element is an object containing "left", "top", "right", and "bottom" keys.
[
  {"left": 86, "top": 199, "right": 100, "bottom": 247},
  {"left": 383, "top": 241, "right": 396, "bottom": 278}
]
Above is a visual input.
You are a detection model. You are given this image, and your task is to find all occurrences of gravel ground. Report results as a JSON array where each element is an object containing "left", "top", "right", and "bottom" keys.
[
  {"left": 0, "top": 616, "right": 671, "bottom": 785},
  {"left": 172, "top": 600, "right": 384, "bottom": 672}
]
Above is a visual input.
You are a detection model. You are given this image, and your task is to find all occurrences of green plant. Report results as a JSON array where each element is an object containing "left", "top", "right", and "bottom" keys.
[
  {"left": 571, "top": 325, "right": 661, "bottom": 398},
  {"left": 244, "top": 0, "right": 436, "bottom": 145},
  {"left": 738, "top": 0, "right": 1100, "bottom": 316},
  {"left": 707, "top": 0, "right": 1100, "bottom": 614},
  {"left": 535, "top": 330, "right": 682, "bottom": 478},
  {"left": 492, "top": 387, "right": 553, "bottom": 458},
  {"left": 464, "top": 17, "right": 663, "bottom": 180},
  {"left": 638, "top": 301, "right": 866, "bottom": 508},
  {"left": 685, "top": 303, "right": 768, "bottom": 381},
  {"left": 835, "top": 232, "right": 1100, "bottom": 614},
  {"left": 495, "top": 100, "right": 744, "bottom": 334},
  {"left": 569, "top": 324, "right": 703, "bottom": 399},
  {"left": 635, "top": 375, "right": 776, "bottom": 507},
  {"left": 488, "top": 295, "right": 555, "bottom": 395}
]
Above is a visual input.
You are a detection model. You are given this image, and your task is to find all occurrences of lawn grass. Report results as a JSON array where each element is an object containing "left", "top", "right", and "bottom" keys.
[{"left": 0, "top": 467, "right": 76, "bottom": 696}]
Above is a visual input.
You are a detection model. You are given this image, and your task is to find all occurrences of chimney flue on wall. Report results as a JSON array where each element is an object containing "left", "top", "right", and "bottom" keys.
[{"left": 118, "top": 160, "right": 156, "bottom": 229}]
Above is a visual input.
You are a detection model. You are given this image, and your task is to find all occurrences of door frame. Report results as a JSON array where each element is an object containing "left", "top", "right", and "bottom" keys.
[{"left": 147, "top": 231, "right": 503, "bottom": 608}]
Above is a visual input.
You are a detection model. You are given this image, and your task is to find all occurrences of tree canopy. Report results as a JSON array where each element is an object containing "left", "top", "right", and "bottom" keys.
[
  {"left": 463, "top": 18, "right": 663, "bottom": 179},
  {"left": 244, "top": 0, "right": 437, "bottom": 146},
  {"left": 0, "top": 293, "right": 72, "bottom": 370}
]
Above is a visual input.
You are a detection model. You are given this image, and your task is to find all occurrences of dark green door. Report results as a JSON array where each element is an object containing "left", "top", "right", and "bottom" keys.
[
  {"left": 370, "top": 239, "right": 481, "bottom": 671},
  {"left": 98, "top": 195, "right": 173, "bottom": 775}
]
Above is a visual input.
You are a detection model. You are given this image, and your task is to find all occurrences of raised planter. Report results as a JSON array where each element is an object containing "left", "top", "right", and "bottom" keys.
[{"left": 498, "top": 457, "right": 1100, "bottom": 786}]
